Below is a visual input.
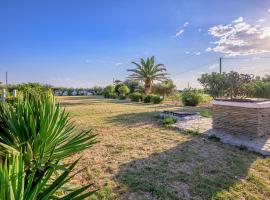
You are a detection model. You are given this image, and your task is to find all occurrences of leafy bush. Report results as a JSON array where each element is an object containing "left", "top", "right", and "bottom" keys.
[
  {"left": 183, "top": 128, "right": 200, "bottom": 136},
  {"left": 103, "top": 85, "right": 116, "bottom": 98},
  {"left": 150, "top": 95, "right": 163, "bottom": 104},
  {"left": 143, "top": 95, "right": 152, "bottom": 103},
  {"left": 119, "top": 95, "right": 127, "bottom": 100},
  {"left": 5, "top": 96, "right": 18, "bottom": 105},
  {"left": 181, "top": 89, "right": 203, "bottom": 106},
  {"left": 129, "top": 92, "right": 143, "bottom": 102},
  {"left": 162, "top": 117, "right": 177, "bottom": 125},
  {"left": 0, "top": 92, "right": 97, "bottom": 199},
  {"left": 200, "top": 109, "right": 212, "bottom": 118},
  {"left": 118, "top": 85, "right": 130, "bottom": 97},
  {"left": 201, "top": 94, "right": 213, "bottom": 104}
]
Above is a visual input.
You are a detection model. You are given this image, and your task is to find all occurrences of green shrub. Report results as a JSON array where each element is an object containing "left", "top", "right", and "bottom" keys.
[
  {"left": 103, "top": 85, "right": 116, "bottom": 98},
  {"left": 163, "top": 117, "right": 177, "bottom": 125},
  {"left": 118, "top": 84, "right": 130, "bottom": 97},
  {"left": 181, "top": 89, "right": 203, "bottom": 106},
  {"left": 129, "top": 92, "right": 143, "bottom": 102},
  {"left": 0, "top": 92, "right": 97, "bottom": 199},
  {"left": 200, "top": 109, "right": 212, "bottom": 118},
  {"left": 183, "top": 128, "right": 200, "bottom": 136},
  {"left": 5, "top": 96, "right": 18, "bottom": 105},
  {"left": 119, "top": 95, "right": 127, "bottom": 100},
  {"left": 143, "top": 95, "right": 152, "bottom": 103},
  {"left": 151, "top": 95, "right": 163, "bottom": 104}
]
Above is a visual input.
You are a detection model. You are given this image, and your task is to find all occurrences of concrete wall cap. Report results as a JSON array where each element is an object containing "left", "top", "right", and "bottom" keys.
[{"left": 212, "top": 100, "right": 270, "bottom": 108}]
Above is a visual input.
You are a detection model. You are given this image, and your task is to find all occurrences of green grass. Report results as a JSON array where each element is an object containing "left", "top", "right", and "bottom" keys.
[{"left": 59, "top": 96, "right": 270, "bottom": 200}]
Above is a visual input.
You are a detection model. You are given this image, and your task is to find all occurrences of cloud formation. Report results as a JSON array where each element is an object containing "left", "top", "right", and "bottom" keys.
[
  {"left": 114, "top": 62, "right": 123, "bottom": 66},
  {"left": 207, "top": 17, "right": 270, "bottom": 56},
  {"left": 175, "top": 21, "right": 189, "bottom": 37},
  {"left": 175, "top": 29, "right": 184, "bottom": 37}
]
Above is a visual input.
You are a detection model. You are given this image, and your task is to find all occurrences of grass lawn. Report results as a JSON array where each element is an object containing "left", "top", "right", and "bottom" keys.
[{"left": 58, "top": 96, "right": 270, "bottom": 200}]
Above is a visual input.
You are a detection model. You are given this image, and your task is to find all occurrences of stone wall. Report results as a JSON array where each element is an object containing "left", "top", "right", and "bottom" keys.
[{"left": 213, "top": 103, "right": 270, "bottom": 137}]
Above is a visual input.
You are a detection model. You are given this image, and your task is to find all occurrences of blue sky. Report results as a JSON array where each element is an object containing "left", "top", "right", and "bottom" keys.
[{"left": 0, "top": 0, "right": 270, "bottom": 88}]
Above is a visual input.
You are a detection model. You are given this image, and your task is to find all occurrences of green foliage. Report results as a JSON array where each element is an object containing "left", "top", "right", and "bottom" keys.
[
  {"left": 162, "top": 117, "right": 177, "bottom": 126},
  {"left": 91, "top": 86, "right": 104, "bottom": 95},
  {"left": 13, "top": 82, "right": 52, "bottom": 94},
  {"left": 181, "top": 89, "right": 203, "bottom": 106},
  {"left": 152, "top": 79, "right": 176, "bottom": 99},
  {"left": 127, "top": 56, "right": 168, "bottom": 94},
  {"left": 0, "top": 93, "right": 97, "bottom": 199},
  {"left": 200, "top": 109, "right": 212, "bottom": 118},
  {"left": 245, "top": 80, "right": 270, "bottom": 99},
  {"left": 143, "top": 94, "right": 152, "bottom": 103},
  {"left": 198, "top": 72, "right": 229, "bottom": 98},
  {"left": 5, "top": 96, "right": 18, "bottom": 106},
  {"left": 118, "top": 84, "right": 130, "bottom": 96},
  {"left": 129, "top": 92, "right": 143, "bottom": 102},
  {"left": 201, "top": 94, "right": 213, "bottom": 104},
  {"left": 119, "top": 95, "right": 127, "bottom": 100},
  {"left": 150, "top": 95, "right": 163, "bottom": 104},
  {"left": 183, "top": 128, "right": 200, "bottom": 136},
  {"left": 124, "top": 80, "right": 144, "bottom": 93},
  {"left": 103, "top": 85, "right": 117, "bottom": 98}
]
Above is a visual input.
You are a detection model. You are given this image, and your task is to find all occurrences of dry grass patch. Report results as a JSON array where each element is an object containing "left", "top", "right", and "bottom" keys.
[{"left": 58, "top": 96, "right": 270, "bottom": 200}]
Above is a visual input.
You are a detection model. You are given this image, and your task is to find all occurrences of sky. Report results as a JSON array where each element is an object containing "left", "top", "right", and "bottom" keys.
[{"left": 0, "top": 0, "right": 270, "bottom": 89}]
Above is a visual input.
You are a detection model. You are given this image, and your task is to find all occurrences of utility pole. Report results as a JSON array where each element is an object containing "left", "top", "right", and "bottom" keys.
[
  {"left": 219, "top": 57, "right": 222, "bottom": 73},
  {"left": 188, "top": 81, "right": 190, "bottom": 88}
]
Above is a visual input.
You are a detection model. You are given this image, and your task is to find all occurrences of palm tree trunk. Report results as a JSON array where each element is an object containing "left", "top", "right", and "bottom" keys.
[{"left": 145, "top": 78, "right": 152, "bottom": 94}]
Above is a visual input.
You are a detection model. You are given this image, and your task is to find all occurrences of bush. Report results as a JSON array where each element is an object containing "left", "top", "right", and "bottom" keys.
[
  {"left": 5, "top": 96, "right": 18, "bottom": 105},
  {"left": 143, "top": 95, "right": 152, "bottom": 103},
  {"left": 181, "top": 89, "right": 203, "bottom": 106},
  {"left": 151, "top": 95, "right": 163, "bottom": 104},
  {"left": 129, "top": 92, "right": 143, "bottom": 102},
  {"left": 0, "top": 92, "right": 97, "bottom": 199},
  {"left": 163, "top": 117, "right": 177, "bottom": 125},
  {"left": 119, "top": 95, "right": 127, "bottom": 100},
  {"left": 118, "top": 85, "right": 130, "bottom": 97},
  {"left": 103, "top": 85, "right": 116, "bottom": 98}
]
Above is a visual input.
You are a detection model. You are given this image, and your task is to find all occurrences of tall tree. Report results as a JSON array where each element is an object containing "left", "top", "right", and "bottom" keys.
[{"left": 127, "top": 56, "right": 168, "bottom": 94}]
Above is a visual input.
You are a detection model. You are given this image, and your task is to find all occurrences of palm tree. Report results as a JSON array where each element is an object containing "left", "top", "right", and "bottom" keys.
[{"left": 127, "top": 56, "right": 168, "bottom": 94}]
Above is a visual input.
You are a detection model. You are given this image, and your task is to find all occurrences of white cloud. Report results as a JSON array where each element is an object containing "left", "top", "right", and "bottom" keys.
[
  {"left": 184, "top": 22, "right": 189, "bottom": 27},
  {"left": 194, "top": 52, "right": 201, "bottom": 56},
  {"left": 185, "top": 51, "right": 190, "bottom": 54},
  {"left": 233, "top": 17, "right": 244, "bottom": 23},
  {"left": 257, "top": 18, "right": 265, "bottom": 22},
  {"left": 207, "top": 17, "right": 270, "bottom": 56},
  {"left": 175, "top": 29, "right": 184, "bottom": 37},
  {"left": 205, "top": 47, "right": 212, "bottom": 52},
  {"left": 268, "top": 8, "right": 270, "bottom": 12},
  {"left": 114, "top": 62, "right": 123, "bottom": 66}
]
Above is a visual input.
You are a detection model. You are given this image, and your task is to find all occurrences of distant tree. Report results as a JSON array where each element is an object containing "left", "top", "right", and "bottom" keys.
[
  {"left": 262, "top": 74, "right": 270, "bottom": 82},
  {"left": 115, "top": 82, "right": 125, "bottom": 96},
  {"left": 118, "top": 85, "right": 130, "bottom": 97},
  {"left": 14, "top": 82, "right": 52, "bottom": 94},
  {"left": 198, "top": 72, "right": 229, "bottom": 98},
  {"left": 152, "top": 79, "right": 176, "bottom": 99},
  {"left": 124, "top": 80, "right": 143, "bottom": 93},
  {"left": 91, "top": 86, "right": 103, "bottom": 95},
  {"left": 127, "top": 56, "right": 168, "bottom": 94}
]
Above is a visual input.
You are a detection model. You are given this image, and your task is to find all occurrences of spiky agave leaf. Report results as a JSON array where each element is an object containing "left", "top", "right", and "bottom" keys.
[
  {"left": 0, "top": 154, "right": 95, "bottom": 200},
  {"left": 0, "top": 92, "right": 97, "bottom": 167}
]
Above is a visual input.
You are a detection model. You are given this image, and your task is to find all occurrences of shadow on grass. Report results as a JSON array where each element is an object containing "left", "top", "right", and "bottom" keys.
[
  {"left": 116, "top": 137, "right": 262, "bottom": 199},
  {"left": 106, "top": 111, "right": 162, "bottom": 128}
]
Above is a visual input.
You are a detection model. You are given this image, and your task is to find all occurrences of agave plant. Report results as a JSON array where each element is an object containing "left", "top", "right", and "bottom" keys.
[
  {"left": 0, "top": 92, "right": 97, "bottom": 199},
  {"left": 127, "top": 56, "right": 168, "bottom": 94}
]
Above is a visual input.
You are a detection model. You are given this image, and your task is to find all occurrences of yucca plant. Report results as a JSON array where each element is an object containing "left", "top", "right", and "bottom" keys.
[{"left": 0, "top": 92, "right": 97, "bottom": 199}]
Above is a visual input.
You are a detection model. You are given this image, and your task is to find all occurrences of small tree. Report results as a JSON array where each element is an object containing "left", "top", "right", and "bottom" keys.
[
  {"left": 152, "top": 79, "right": 176, "bottom": 99},
  {"left": 118, "top": 85, "right": 130, "bottom": 97},
  {"left": 198, "top": 72, "right": 229, "bottom": 98},
  {"left": 227, "top": 71, "right": 254, "bottom": 99}
]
